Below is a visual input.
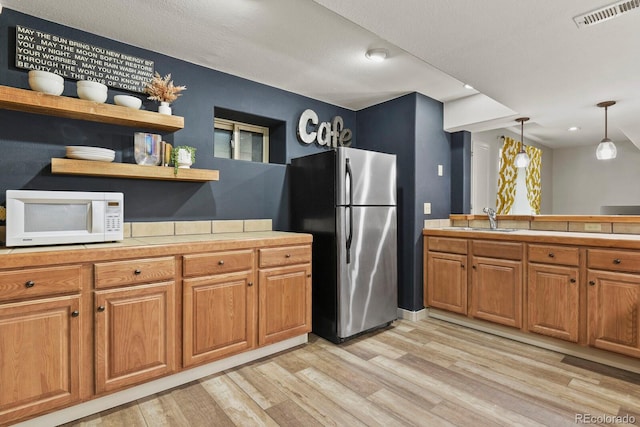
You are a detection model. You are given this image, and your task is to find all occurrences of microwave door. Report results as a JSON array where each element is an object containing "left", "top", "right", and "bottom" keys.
[{"left": 13, "top": 200, "right": 94, "bottom": 246}]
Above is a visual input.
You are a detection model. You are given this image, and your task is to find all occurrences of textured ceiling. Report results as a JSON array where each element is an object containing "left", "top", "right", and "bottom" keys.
[{"left": 2, "top": 0, "right": 639, "bottom": 148}]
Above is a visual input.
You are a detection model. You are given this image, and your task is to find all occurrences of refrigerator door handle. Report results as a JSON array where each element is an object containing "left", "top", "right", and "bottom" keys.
[{"left": 346, "top": 158, "right": 353, "bottom": 264}]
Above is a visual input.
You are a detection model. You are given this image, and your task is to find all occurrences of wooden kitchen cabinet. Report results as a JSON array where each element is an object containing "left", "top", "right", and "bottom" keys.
[
  {"left": 528, "top": 263, "right": 579, "bottom": 342},
  {"left": 182, "top": 250, "right": 256, "bottom": 368},
  {"left": 0, "top": 295, "right": 81, "bottom": 425},
  {"left": 258, "top": 246, "right": 312, "bottom": 346},
  {"left": 94, "top": 281, "right": 176, "bottom": 394},
  {"left": 470, "top": 240, "right": 523, "bottom": 328},
  {"left": 0, "top": 233, "right": 312, "bottom": 424},
  {"left": 425, "top": 237, "right": 468, "bottom": 314},
  {"left": 587, "top": 249, "right": 640, "bottom": 358},
  {"left": 527, "top": 244, "right": 580, "bottom": 342}
]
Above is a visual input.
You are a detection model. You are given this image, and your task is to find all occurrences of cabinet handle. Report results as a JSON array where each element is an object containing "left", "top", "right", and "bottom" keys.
[
  {"left": 461, "top": 264, "right": 465, "bottom": 269},
  {"left": 589, "top": 280, "right": 596, "bottom": 286},
  {"left": 248, "top": 281, "right": 253, "bottom": 287},
  {"left": 218, "top": 260, "right": 225, "bottom": 265},
  {"left": 285, "top": 254, "right": 291, "bottom": 258},
  {"left": 71, "top": 310, "right": 79, "bottom": 317},
  {"left": 472, "top": 265, "right": 476, "bottom": 269},
  {"left": 613, "top": 258, "right": 622, "bottom": 264},
  {"left": 307, "top": 274, "right": 311, "bottom": 278},
  {"left": 24, "top": 280, "right": 35, "bottom": 288},
  {"left": 134, "top": 269, "right": 142, "bottom": 275},
  {"left": 548, "top": 253, "right": 555, "bottom": 258},
  {"left": 569, "top": 278, "right": 576, "bottom": 283},
  {"left": 97, "top": 306, "right": 105, "bottom": 312}
]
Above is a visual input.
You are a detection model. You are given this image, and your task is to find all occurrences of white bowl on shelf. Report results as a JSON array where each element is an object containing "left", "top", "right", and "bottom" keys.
[
  {"left": 77, "top": 80, "right": 107, "bottom": 90},
  {"left": 76, "top": 80, "right": 108, "bottom": 103},
  {"left": 114, "top": 95, "right": 142, "bottom": 109},
  {"left": 28, "top": 70, "right": 64, "bottom": 95}
]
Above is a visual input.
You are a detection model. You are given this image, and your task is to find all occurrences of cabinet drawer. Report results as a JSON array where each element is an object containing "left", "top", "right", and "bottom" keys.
[
  {"left": 259, "top": 245, "right": 311, "bottom": 268},
  {"left": 472, "top": 240, "right": 522, "bottom": 260},
  {"left": 427, "top": 237, "right": 467, "bottom": 255},
  {"left": 529, "top": 244, "right": 579, "bottom": 266},
  {"left": 0, "top": 265, "right": 82, "bottom": 302},
  {"left": 95, "top": 257, "right": 175, "bottom": 288},
  {"left": 588, "top": 249, "right": 640, "bottom": 273},
  {"left": 183, "top": 250, "right": 254, "bottom": 277}
]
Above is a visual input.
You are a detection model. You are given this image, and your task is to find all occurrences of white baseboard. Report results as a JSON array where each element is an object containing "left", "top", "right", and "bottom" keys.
[
  {"left": 397, "top": 307, "right": 428, "bottom": 321},
  {"left": 428, "top": 309, "right": 640, "bottom": 374},
  {"left": 14, "top": 335, "right": 308, "bottom": 427}
]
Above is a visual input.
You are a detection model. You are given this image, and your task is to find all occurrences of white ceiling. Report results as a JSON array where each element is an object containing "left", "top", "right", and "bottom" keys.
[{"left": 3, "top": 0, "right": 639, "bottom": 149}]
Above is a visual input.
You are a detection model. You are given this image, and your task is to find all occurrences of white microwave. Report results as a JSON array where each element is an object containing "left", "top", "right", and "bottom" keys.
[{"left": 5, "top": 190, "right": 124, "bottom": 247}]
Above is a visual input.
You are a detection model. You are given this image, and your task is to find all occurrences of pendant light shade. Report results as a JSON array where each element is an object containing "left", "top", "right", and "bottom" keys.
[
  {"left": 596, "top": 101, "right": 616, "bottom": 160},
  {"left": 514, "top": 117, "right": 530, "bottom": 168}
]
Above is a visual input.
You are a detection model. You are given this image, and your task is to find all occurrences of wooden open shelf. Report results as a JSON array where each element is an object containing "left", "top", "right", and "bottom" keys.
[
  {"left": 51, "top": 158, "right": 219, "bottom": 182},
  {"left": 0, "top": 85, "right": 184, "bottom": 132}
]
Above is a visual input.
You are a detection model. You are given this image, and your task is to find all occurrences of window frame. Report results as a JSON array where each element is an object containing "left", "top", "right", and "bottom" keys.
[{"left": 214, "top": 118, "right": 270, "bottom": 163}]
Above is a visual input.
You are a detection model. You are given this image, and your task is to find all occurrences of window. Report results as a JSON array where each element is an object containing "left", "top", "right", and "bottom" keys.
[{"left": 214, "top": 118, "right": 269, "bottom": 163}]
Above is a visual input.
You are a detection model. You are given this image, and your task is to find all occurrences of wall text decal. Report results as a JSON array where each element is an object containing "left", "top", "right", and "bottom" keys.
[{"left": 15, "top": 25, "right": 154, "bottom": 93}]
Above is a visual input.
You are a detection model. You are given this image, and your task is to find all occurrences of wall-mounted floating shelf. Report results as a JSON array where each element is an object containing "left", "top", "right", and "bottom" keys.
[
  {"left": 51, "top": 158, "right": 219, "bottom": 182},
  {"left": 0, "top": 85, "right": 184, "bottom": 132}
]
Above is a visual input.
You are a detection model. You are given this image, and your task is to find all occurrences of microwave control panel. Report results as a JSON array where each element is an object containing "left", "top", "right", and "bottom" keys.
[{"left": 105, "top": 200, "right": 123, "bottom": 233}]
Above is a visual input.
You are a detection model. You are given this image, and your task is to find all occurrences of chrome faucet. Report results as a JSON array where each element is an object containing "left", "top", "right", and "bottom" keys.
[{"left": 483, "top": 207, "right": 497, "bottom": 229}]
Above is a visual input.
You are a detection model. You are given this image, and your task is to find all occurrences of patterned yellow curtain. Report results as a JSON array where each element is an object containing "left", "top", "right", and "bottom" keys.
[
  {"left": 496, "top": 137, "right": 518, "bottom": 214},
  {"left": 526, "top": 145, "right": 542, "bottom": 214}
]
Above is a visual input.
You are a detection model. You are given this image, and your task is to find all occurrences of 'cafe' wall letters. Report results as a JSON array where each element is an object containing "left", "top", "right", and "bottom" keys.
[{"left": 297, "top": 109, "right": 352, "bottom": 148}]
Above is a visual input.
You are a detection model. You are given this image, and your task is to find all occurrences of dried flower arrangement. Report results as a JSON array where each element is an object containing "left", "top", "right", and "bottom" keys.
[{"left": 143, "top": 72, "right": 187, "bottom": 104}]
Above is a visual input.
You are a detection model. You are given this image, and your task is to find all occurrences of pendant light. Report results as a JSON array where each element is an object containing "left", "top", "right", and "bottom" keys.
[
  {"left": 514, "top": 117, "right": 530, "bottom": 168},
  {"left": 596, "top": 101, "right": 616, "bottom": 160}
]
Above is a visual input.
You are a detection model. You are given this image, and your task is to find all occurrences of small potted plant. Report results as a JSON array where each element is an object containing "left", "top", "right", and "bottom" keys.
[
  {"left": 171, "top": 145, "right": 196, "bottom": 175},
  {"left": 143, "top": 72, "right": 187, "bottom": 115}
]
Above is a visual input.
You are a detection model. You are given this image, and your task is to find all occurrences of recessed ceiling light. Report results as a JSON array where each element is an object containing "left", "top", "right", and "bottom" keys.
[
  {"left": 463, "top": 83, "right": 474, "bottom": 90},
  {"left": 568, "top": 126, "right": 580, "bottom": 131},
  {"left": 365, "top": 48, "right": 388, "bottom": 62}
]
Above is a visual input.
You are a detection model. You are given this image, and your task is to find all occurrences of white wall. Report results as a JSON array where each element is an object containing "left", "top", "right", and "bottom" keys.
[
  {"left": 472, "top": 129, "right": 553, "bottom": 214},
  {"left": 552, "top": 141, "right": 640, "bottom": 214}
]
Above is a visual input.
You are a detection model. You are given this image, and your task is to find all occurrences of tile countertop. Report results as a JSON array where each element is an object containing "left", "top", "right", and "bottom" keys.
[
  {"left": 0, "top": 231, "right": 312, "bottom": 256},
  {"left": 424, "top": 227, "right": 640, "bottom": 249}
]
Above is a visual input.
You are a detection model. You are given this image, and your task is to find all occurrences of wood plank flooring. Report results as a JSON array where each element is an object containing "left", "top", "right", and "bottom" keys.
[{"left": 62, "top": 318, "right": 640, "bottom": 426}]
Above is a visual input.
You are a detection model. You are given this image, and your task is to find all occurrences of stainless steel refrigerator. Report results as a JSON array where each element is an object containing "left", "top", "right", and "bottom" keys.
[{"left": 291, "top": 147, "right": 397, "bottom": 343}]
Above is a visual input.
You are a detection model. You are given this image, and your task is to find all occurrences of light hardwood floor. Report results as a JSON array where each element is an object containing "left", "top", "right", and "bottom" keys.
[{"left": 63, "top": 318, "right": 640, "bottom": 426}]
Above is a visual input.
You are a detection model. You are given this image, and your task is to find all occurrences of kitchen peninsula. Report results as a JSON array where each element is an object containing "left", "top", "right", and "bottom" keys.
[
  {"left": 423, "top": 214, "right": 640, "bottom": 375},
  {"left": 0, "top": 225, "right": 312, "bottom": 426}
]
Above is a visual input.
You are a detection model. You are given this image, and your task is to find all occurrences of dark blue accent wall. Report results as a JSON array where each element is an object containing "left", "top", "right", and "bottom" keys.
[
  {"left": 0, "top": 9, "right": 356, "bottom": 229},
  {"left": 450, "top": 131, "right": 471, "bottom": 214},
  {"left": 357, "top": 93, "right": 452, "bottom": 312}
]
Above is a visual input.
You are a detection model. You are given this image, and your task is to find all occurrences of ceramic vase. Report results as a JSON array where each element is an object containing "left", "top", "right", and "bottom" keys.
[{"left": 158, "top": 101, "right": 172, "bottom": 115}]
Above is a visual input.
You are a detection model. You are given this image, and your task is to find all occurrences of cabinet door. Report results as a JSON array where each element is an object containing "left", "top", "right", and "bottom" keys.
[
  {"left": 183, "top": 271, "right": 255, "bottom": 367},
  {"left": 470, "top": 256, "right": 523, "bottom": 328},
  {"left": 258, "top": 264, "right": 311, "bottom": 346},
  {"left": 426, "top": 252, "right": 468, "bottom": 314},
  {"left": 95, "top": 282, "right": 175, "bottom": 394},
  {"left": 528, "top": 264, "right": 579, "bottom": 342},
  {"left": 588, "top": 270, "right": 640, "bottom": 358},
  {"left": 0, "top": 296, "right": 81, "bottom": 425}
]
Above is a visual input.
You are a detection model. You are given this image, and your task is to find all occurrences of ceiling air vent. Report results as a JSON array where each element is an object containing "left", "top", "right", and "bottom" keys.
[{"left": 573, "top": 0, "right": 640, "bottom": 28}]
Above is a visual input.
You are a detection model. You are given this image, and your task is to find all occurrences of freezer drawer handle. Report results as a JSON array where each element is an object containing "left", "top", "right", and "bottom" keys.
[{"left": 345, "top": 158, "right": 353, "bottom": 264}]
